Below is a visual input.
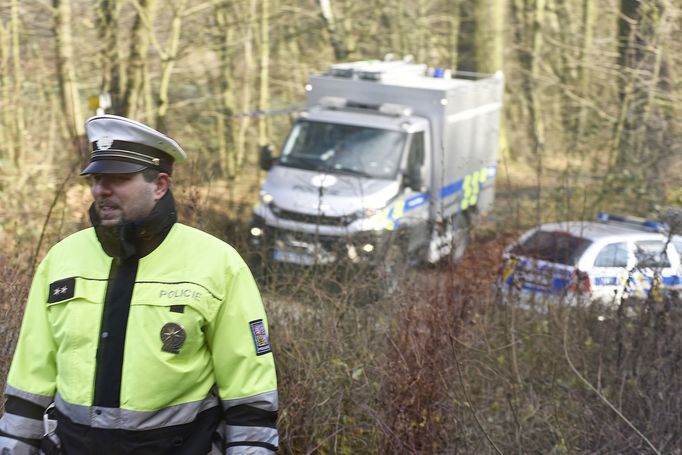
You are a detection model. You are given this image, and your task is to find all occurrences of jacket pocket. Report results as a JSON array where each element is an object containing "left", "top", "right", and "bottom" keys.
[
  {"left": 46, "top": 277, "right": 106, "bottom": 349},
  {"left": 127, "top": 282, "right": 217, "bottom": 359}
]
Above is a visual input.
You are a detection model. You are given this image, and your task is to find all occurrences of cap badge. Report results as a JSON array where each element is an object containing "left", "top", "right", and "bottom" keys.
[
  {"left": 96, "top": 136, "right": 114, "bottom": 150},
  {"left": 160, "top": 322, "right": 186, "bottom": 354}
]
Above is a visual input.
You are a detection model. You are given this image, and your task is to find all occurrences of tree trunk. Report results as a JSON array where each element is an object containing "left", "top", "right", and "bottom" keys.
[
  {"left": 612, "top": 0, "right": 650, "bottom": 166},
  {"left": 215, "top": 2, "right": 237, "bottom": 178},
  {"left": 512, "top": 0, "right": 545, "bottom": 222},
  {"left": 472, "top": 0, "right": 506, "bottom": 73},
  {"left": 122, "top": 0, "right": 157, "bottom": 119},
  {"left": 258, "top": 0, "right": 270, "bottom": 148},
  {"left": 318, "top": 0, "right": 348, "bottom": 60},
  {"left": 448, "top": 0, "right": 461, "bottom": 70},
  {"left": 573, "top": 0, "right": 595, "bottom": 144},
  {"left": 523, "top": 0, "right": 545, "bottom": 154},
  {"left": 237, "top": 0, "right": 257, "bottom": 169},
  {"left": 53, "top": 0, "right": 85, "bottom": 162},
  {"left": 97, "top": 0, "right": 123, "bottom": 114},
  {"left": 7, "top": 0, "right": 25, "bottom": 167},
  {"left": 0, "top": 16, "right": 10, "bottom": 163},
  {"left": 156, "top": 0, "right": 186, "bottom": 132},
  {"left": 472, "top": 0, "right": 509, "bottom": 163}
]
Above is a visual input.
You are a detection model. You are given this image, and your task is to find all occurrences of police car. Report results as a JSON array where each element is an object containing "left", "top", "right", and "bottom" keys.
[{"left": 498, "top": 213, "right": 682, "bottom": 305}]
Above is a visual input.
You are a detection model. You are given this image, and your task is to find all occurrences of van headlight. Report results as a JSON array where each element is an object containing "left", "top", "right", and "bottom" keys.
[
  {"left": 355, "top": 208, "right": 376, "bottom": 219},
  {"left": 346, "top": 232, "right": 381, "bottom": 261},
  {"left": 259, "top": 191, "right": 274, "bottom": 205}
]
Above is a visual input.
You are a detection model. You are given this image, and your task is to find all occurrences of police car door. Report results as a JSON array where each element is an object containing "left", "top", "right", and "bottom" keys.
[
  {"left": 630, "top": 239, "right": 676, "bottom": 298},
  {"left": 590, "top": 241, "right": 631, "bottom": 305}
]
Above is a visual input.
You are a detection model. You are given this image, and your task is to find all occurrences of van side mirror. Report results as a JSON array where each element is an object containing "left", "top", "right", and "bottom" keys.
[
  {"left": 259, "top": 144, "right": 275, "bottom": 171},
  {"left": 403, "top": 169, "right": 424, "bottom": 192}
]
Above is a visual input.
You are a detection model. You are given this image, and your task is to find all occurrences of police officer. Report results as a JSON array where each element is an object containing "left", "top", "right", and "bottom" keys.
[{"left": 0, "top": 115, "right": 279, "bottom": 454}]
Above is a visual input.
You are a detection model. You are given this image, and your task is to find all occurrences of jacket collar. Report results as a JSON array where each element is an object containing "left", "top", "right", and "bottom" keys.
[{"left": 89, "top": 190, "right": 177, "bottom": 259}]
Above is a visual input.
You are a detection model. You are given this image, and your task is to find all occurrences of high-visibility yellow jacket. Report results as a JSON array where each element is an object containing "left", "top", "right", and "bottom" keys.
[{"left": 0, "top": 216, "right": 278, "bottom": 454}]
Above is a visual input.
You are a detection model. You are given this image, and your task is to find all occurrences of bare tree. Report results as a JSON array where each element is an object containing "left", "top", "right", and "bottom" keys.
[
  {"left": 258, "top": 0, "right": 271, "bottom": 147},
  {"left": 53, "top": 0, "right": 86, "bottom": 161},
  {"left": 97, "top": 0, "right": 123, "bottom": 114},
  {"left": 155, "top": 0, "right": 188, "bottom": 132},
  {"left": 318, "top": 0, "right": 349, "bottom": 60},
  {"left": 122, "top": 0, "right": 157, "bottom": 120},
  {"left": 608, "top": 0, "right": 676, "bottom": 209},
  {"left": 214, "top": 0, "right": 237, "bottom": 178},
  {"left": 1, "top": 0, "right": 26, "bottom": 167},
  {"left": 0, "top": 13, "right": 10, "bottom": 163},
  {"left": 235, "top": 0, "right": 258, "bottom": 172}
]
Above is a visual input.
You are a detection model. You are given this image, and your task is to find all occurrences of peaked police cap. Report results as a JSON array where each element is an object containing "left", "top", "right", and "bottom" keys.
[{"left": 80, "top": 115, "right": 187, "bottom": 176}]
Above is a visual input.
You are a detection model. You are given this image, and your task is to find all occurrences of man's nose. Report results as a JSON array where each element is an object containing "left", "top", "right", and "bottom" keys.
[{"left": 92, "top": 178, "right": 113, "bottom": 196}]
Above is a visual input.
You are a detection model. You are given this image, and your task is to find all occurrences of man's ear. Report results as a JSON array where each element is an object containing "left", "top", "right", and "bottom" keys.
[{"left": 154, "top": 173, "right": 171, "bottom": 201}]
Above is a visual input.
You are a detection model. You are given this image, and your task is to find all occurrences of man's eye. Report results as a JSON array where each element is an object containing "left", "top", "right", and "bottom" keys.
[{"left": 113, "top": 175, "right": 133, "bottom": 183}]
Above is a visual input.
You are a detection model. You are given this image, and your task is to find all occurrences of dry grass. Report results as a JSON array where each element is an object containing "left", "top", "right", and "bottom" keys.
[{"left": 1, "top": 168, "right": 681, "bottom": 453}]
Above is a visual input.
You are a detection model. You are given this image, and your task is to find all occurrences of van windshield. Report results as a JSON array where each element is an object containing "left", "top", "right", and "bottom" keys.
[
  {"left": 510, "top": 230, "right": 592, "bottom": 266},
  {"left": 279, "top": 120, "right": 407, "bottom": 179}
]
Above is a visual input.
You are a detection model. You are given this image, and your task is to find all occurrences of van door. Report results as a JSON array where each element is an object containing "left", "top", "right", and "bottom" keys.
[{"left": 400, "top": 131, "right": 430, "bottom": 260}]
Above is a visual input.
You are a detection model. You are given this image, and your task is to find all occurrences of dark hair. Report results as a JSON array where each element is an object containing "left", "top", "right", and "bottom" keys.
[{"left": 141, "top": 168, "right": 160, "bottom": 183}]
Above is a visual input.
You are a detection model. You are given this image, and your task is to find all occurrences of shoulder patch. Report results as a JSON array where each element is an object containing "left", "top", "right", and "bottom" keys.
[
  {"left": 249, "top": 319, "right": 272, "bottom": 356},
  {"left": 48, "top": 277, "right": 76, "bottom": 303}
]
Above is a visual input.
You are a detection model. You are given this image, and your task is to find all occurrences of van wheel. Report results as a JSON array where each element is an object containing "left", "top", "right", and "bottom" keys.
[
  {"left": 450, "top": 211, "right": 470, "bottom": 264},
  {"left": 379, "top": 231, "right": 409, "bottom": 297}
]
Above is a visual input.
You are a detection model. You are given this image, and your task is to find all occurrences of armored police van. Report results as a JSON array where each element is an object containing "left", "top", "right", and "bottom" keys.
[{"left": 249, "top": 57, "right": 504, "bottom": 280}]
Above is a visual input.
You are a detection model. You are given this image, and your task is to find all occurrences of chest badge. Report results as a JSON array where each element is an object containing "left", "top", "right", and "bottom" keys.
[{"left": 160, "top": 322, "right": 186, "bottom": 354}]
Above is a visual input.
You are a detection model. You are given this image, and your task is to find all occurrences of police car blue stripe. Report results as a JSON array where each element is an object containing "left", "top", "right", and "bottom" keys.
[
  {"left": 663, "top": 275, "right": 681, "bottom": 286},
  {"left": 552, "top": 277, "right": 569, "bottom": 290},
  {"left": 594, "top": 276, "right": 618, "bottom": 286}
]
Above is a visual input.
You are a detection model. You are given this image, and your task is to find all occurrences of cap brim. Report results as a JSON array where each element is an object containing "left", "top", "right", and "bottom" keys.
[{"left": 80, "top": 160, "right": 147, "bottom": 175}]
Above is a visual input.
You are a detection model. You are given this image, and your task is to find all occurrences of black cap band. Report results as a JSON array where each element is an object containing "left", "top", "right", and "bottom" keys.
[{"left": 89, "top": 140, "right": 174, "bottom": 174}]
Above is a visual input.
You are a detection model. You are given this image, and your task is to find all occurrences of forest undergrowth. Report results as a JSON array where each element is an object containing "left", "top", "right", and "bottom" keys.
[{"left": 1, "top": 174, "right": 680, "bottom": 454}]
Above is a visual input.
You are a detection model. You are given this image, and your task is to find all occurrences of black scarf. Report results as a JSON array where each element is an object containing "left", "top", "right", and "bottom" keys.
[{"left": 89, "top": 190, "right": 177, "bottom": 259}]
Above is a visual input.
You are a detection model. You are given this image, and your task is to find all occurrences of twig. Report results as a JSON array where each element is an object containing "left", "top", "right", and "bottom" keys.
[
  {"left": 449, "top": 333, "right": 504, "bottom": 455},
  {"left": 31, "top": 163, "right": 78, "bottom": 273},
  {"left": 561, "top": 315, "right": 661, "bottom": 454}
]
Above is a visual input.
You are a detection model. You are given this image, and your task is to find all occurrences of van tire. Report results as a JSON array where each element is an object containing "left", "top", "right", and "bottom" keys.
[
  {"left": 450, "top": 211, "right": 470, "bottom": 264},
  {"left": 380, "top": 230, "right": 412, "bottom": 296}
]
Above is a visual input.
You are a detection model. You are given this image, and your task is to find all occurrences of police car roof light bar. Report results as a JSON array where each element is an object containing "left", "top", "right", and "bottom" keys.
[{"left": 596, "top": 212, "right": 669, "bottom": 233}]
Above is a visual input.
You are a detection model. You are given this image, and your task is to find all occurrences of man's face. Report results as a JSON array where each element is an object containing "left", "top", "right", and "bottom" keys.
[{"left": 90, "top": 172, "right": 165, "bottom": 226}]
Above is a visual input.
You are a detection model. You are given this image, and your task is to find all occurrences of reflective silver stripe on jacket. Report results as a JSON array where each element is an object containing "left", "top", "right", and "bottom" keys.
[
  {"left": 5, "top": 385, "right": 53, "bottom": 408},
  {"left": 0, "top": 413, "right": 43, "bottom": 439},
  {"left": 55, "top": 392, "right": 220, "bottom": 430},
  {"left": 225, "top": 425, "right": 278, "bottom": 447},
  {"left": 226, "top": 446, "right": 275, "bottom": 455},
  {"left": 0, "top": 436, "right": 39, "bottom": 455},
  {"left": 221, "top": 390, "right": 279, "bottom": 412}
]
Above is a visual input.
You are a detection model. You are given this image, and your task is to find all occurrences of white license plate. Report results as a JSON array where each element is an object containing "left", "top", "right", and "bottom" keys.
[
  {"left": 273, "top": 248, "right": 337, "bottom": 265},
  {"left": 273, "top": 249, "right": 316, "bottom": 265}
]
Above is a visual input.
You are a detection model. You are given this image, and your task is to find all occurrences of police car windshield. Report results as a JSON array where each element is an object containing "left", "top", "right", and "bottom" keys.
[
  {"left": 510, "top": 230, "right": 592, "bottom": 265},
  {"left": 279, "top": 120, "right": 406, "bottom": 179}
]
